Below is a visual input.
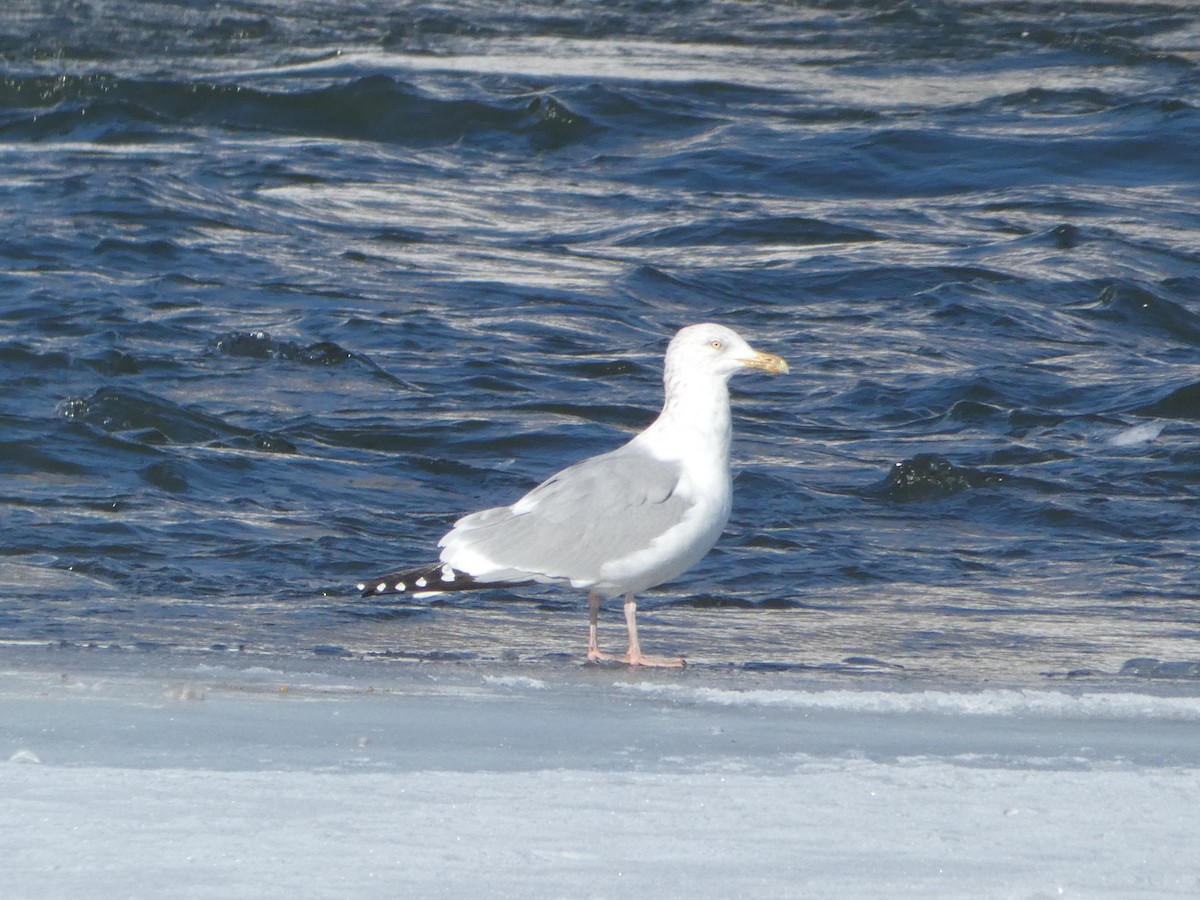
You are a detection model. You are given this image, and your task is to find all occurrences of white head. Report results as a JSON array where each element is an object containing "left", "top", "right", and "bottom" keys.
[
  {"left": 663, "top": 323, "right": 789, "bottom": 385},
  {"left": 641, "top": 323, "right": 787, "bottom": 458}
]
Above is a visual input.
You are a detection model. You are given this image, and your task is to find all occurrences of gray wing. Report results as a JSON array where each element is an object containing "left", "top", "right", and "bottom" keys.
[{"left": 438, "top": 445, "right": 692, "bottom": 585}]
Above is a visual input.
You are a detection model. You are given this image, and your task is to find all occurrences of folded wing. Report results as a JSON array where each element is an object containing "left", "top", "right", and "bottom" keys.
[{"left": 439, "top": 446, "right": 691, "bottom": 588}]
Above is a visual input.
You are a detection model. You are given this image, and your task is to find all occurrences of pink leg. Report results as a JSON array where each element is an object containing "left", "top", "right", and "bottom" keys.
[
  {"left": 586, "top": 591, "right": 617, "bottom": 662},
  {"left": 619, "top": 594, "right": 684, "bottom": 668}
]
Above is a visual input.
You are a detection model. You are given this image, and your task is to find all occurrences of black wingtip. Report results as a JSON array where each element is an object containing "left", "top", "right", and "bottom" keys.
[
  {"left": 359, "top": 562, "right": 453, "bottom": 597},
  {"left": 357, "top": 563, "right": 534, "bottom": 597}
]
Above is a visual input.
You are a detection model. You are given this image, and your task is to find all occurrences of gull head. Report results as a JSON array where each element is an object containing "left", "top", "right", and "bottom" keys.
[{"left": 665, "top": 323, "right": 789, "bottom": 382}]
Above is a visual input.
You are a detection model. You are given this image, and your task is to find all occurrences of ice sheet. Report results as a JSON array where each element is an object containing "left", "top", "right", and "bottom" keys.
[{"left": 3, "top": 652, "right": 1199, "bottom": 898}]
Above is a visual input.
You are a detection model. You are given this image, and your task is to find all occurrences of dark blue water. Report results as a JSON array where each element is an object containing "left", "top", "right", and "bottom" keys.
[{"left": 3, "top": 0, "right": 1199, "bottom": 682}]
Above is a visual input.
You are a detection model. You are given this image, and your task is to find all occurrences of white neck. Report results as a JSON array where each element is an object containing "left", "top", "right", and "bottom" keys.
[{"left": 635, "top": 367, "right": 733, "bottom": 464}]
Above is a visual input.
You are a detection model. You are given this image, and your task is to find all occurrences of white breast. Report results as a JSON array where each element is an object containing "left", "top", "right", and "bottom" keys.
[{"left": 592, "top": 426, "right": 733, "bottom": 597}]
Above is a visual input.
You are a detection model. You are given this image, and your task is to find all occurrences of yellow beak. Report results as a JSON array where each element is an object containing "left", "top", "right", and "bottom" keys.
[{"left": 740, "top": 350, "right": 789, "bottom": 375}]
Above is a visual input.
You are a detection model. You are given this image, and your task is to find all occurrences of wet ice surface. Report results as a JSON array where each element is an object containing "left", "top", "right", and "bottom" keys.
[
  {"left": 4, "top": 649, "right": 1200, "bottom": 899},
  {"left": 4, "top": 0, "right": 1200, "bottom": 683}
]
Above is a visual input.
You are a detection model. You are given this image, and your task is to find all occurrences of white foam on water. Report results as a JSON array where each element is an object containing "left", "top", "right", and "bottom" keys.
[
  {"left": 1107, "top": 420, "right": 1167, "bottom": 447},
  {"left": 482, "top": 674, "right": 549, "bottom": 691},
  {"left": 619, "top": 681, "right": 1200, "bottom": 721}
]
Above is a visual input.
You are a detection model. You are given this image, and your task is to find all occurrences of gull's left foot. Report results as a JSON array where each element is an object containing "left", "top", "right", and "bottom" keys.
[
  {"left": 585, "top": 648, "right": 685, "bottom": 667},
  {"left": 621, "top": 651, "right": 686, "bottom": 668}
]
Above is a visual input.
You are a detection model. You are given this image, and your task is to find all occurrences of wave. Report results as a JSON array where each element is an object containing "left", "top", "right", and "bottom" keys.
[
  {"left": 209, "top": 331, "right": 402, "bottom": 386},
  {"left": 867, "top": 453, "right": 1004, "bottom": 502},
  {"left": 617, "top": 215, "right": 884, "bottom": 248},
  {"left": 0, "top": 343, "right": 143, "bottom": 378},
  {"left": 1086, "top": 281, "right": 1200, "bottom": 346},
  {"left": 0, "top": 73, "right": 599, "bottom": 150},
  {"left": 59, "top": 386, "right": 248, "bottom": 444},
  {"left": 1134, "top": 382, "right": 1200, "bottom": 420}
]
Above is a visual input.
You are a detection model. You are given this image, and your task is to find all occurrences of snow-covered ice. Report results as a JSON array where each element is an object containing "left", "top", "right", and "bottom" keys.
[{"left": 3, "top": 650, "right": 1199, "bottom": 899}]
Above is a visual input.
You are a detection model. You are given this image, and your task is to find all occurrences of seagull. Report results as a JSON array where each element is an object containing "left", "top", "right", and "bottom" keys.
[{"left": 358, "top": 323, "right": 788, "bottom": 667}]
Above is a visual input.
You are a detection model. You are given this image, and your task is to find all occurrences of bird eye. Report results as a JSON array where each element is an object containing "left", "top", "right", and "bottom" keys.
[{"left": 709, "top": 339, "right": 723, "bottom": 350}]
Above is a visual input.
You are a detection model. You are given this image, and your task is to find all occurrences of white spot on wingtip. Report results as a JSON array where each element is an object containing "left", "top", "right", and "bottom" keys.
[
  {"left": 440, "top": 565, "right": 456, "bottom": 582},
  {"left": 415, "top": 577, "right": 427, "bottom": 587},
  {"left": 356, "top": 583, "right": 365, "bottom": 591},
  {"left": 394, "top": 582, "right": 405, "bottom": 591},
  {"left": 374, "top": 583, "right": 386, "bottom": 593}
]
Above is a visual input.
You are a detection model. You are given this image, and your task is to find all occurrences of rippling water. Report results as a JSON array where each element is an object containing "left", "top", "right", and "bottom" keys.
[{"left": 2, "top": 0, "right": 1199, "bottom": 682}]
